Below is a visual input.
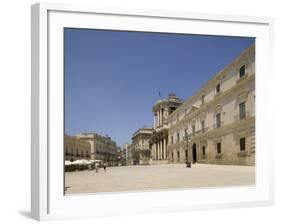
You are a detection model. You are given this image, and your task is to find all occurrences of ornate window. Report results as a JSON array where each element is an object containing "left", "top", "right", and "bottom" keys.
[
  {"left": 201, "top": 94, "right": 205, "bottom": 104},
  {"left": 201, "top": 120, "right": 205, "bottom": 133},
  {"left": 216, "top": 83, "right": 221, "bottom": 93},
  {"left": 192, "top": 125, "right": 195, "bottom": 135},
  {"left": 240, "top": 137, "right": 246, "bottom": 151},
  {"left": 239, "top": 102, "right": 246, "bottom": 119},
  {"left": 216, "top": 113, "right": 221, "bottom": 128},
  {"left": 239, "top": 65, "right": 246, "bottom": 78},
  {"left": 202, "top": 146, "right": 206, "bottom": 156},
  {"left": 217, "top": 142, "right": 221, "bottom": 154}
]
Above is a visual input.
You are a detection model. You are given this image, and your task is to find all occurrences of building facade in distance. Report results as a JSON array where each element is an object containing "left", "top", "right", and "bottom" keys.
[
  {"left": 126, "top": 143, "right": 134, "bottom": 165},
  {"left": 165, "top": 44, "right": 255, "bottom": 165},
  {"left": 64, "top": 135, "right": 91, "bottom": 161},
  {"left": 132, "top": 127, "right": 153, "bottom": 165},
  {"left": 76, "top": 133, "right": 119, "bottom": 166}
]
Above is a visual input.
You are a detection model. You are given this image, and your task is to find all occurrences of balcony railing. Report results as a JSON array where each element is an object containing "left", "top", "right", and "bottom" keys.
[
  {"left": 236, "top": 73, "right": 248, "bottom": 84},
  {"left": 213, "top": 121, "right": 224, "bottom": 129},
  {"left": 214, "top": 91, "right": 222, "bottom": 98},
  {"left": 215, "top": 153, "right": 223, "bottom": 159},
  {"left": 197, "top": 127, "right": 209, "bottom": 134},
  {"left": 234, "top": 112, "right": 250, "bottom": 122},
  {"left": 237, "top": 151, "right": 249, "bottom": 157}
]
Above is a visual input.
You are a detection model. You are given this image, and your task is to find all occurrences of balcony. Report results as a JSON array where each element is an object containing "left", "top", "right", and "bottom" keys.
[
  {"left": 236, "top": 73, "right": 248, "bottom": 84},
  {"left": 213, "top": 121, "right": 223, "bottom": 129},
  {"left": 136, "top": 145, "right": 151, "bottom": 151},
  {"left": 214, "top": 91, "right": 222, "bottom": 98},
  {"left": 215, "top": 153, "right": 223, "bottom": 159},
  {"left": 237, "top": 151, "right": 248, "bottom": 157},
  {"left": 201, "top": 155, "right": 207, "bottom": 160},
  {"left": 200, "top": 127, "right": 209, "bottom": 134},
  {"left": 234, "top": 112, "right": 250, "bottom": 122}
]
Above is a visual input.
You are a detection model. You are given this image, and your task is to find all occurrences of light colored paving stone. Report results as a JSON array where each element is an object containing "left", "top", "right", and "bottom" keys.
[{"left": 65, "top": 163, "right": 255, "bottom": 194}]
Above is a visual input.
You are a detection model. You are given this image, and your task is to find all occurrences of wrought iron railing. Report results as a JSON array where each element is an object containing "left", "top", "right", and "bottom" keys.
[
  {"left": 213, "top": 121, "right": 224, "bottom": 129},
  {"left": 234, "top": 112, "right": 250, "bottom": 122}
]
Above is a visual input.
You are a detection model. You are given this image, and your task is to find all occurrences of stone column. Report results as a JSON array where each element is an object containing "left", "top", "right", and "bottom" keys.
[
  {"left": 166, "top": 136, "right": 169, "bottom": 159},
  {"left": 157, "top": 140, "right": 160, "bottom": 160},
  {"left": 160, "top": 139, "right": 163, "bottom": 159},
  {"left": 163, "top": 137, "right": 166, "bottom": 159},
  {"left": 154, "top": 143, "right": 157, "bottom": 160},
  {"left": 154, "top": 142, "right": 157, "bottom": 160}
]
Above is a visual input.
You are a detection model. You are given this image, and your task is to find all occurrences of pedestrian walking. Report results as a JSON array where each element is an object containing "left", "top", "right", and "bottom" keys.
[{"left": 103, "top": 163, "right": 107, "bottom": 172}]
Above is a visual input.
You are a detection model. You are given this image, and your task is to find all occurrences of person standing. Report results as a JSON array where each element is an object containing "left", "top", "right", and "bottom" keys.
[{"left": 103, "top": 163, "right": 107, "bottom": 172}]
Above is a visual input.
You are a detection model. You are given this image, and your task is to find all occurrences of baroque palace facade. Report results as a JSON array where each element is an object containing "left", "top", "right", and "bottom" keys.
[
  {"left": 132, "top": 44, "right": 255, "bottom": 166},
  {"left": 132, "top": 127, "right": 154, "bottom": 165},
  {"left": 65, "top": 133, "right": 119, "bottom": 166},
  {"left": 76, "top": 133, "right": 119, "bottom": 166},
  {"left": 64, "top": 135, "right": 91, "bottom": 161}
]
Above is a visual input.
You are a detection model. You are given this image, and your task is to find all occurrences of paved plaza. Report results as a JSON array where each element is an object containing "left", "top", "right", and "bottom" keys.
[{"left": 65, "top": 163, "right": 255, "bottom": 194}]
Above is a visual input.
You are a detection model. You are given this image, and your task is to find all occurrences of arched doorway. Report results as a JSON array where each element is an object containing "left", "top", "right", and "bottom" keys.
[{"left": 192, "top": 143, "right": 197, "bottom": 162}]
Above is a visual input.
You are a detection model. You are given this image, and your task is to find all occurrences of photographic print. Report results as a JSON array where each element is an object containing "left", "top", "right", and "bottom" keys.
[{"left": 64, "top": 28, "right": 255, "bottom": 195}]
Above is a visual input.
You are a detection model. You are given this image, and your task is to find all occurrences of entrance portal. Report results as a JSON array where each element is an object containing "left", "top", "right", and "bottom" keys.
[{"left": 192, "top": 144, "right": 197, "bottom": 162}]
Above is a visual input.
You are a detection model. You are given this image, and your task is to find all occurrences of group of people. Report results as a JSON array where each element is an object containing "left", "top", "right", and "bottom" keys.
[{"left": 95, "top": 163, "right": 107, "bottom": 173}]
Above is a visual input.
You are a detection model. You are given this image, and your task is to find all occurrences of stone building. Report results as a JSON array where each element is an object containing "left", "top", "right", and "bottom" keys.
[
  {"left": 132, "top": 127, "right": 153, "bottom": 165},
  {"left": 76, "top": 133, "right": 119, "bottom": 166},
  {"left": 165, "top": 44, "right": 255, "bottom": 166},
  {"left": 126, "top": 143, "right": 134, "bottom": 165},
  {"left": 122, "top": 143, "right": 132, "bottom": 165},
  {"left": 64, "top": 135, "right": 91, "bottom": 161},
  {"left": 150, "top": 94, "right": 183, "bottom": 164}
]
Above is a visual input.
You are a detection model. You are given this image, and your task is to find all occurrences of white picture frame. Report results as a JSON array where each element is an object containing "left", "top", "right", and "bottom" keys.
[{"left": 31, "top": 2, "right": 274, "bottom": 221}]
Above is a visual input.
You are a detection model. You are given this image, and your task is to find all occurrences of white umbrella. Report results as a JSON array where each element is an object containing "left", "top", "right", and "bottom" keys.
[
  {"left": 72, "top": 159, "right": 92, "bottom": 165},
  {"left": 65, "top": 160, "right": 72, "bottom": 166}
]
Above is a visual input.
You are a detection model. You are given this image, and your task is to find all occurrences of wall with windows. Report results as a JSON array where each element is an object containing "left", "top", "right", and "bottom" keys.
[
  {"left": 132, "top": 128, "right": 153, "bottom": 164},
  {"left": 75, "top": 133, "right": 119, "bottom": 165},
  {"left": 167, "top": 44, "right": 255, "bottom": 165},
  {"left": 64, "top": 135, "right": 91, "bottom": 161}
]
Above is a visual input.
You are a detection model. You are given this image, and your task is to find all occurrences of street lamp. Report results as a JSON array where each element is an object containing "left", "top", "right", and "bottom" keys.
[{"left": 184, "top": 128, "right": 191, "bottom": 166}]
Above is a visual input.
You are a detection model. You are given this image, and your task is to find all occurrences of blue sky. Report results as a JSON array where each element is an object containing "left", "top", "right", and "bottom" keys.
[{"left": 64, "top": 28, "right": 254, "bottom": 146}]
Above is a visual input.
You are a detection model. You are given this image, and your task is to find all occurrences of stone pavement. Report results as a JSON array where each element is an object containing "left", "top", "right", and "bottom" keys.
[{"left": 65, "top": 163, "right": 255, "bottom": 194}]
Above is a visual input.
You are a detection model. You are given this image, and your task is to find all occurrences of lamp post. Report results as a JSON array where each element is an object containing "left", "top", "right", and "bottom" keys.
[{"left": 184, "top": 128, "right": 191, "bottom": 163}]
